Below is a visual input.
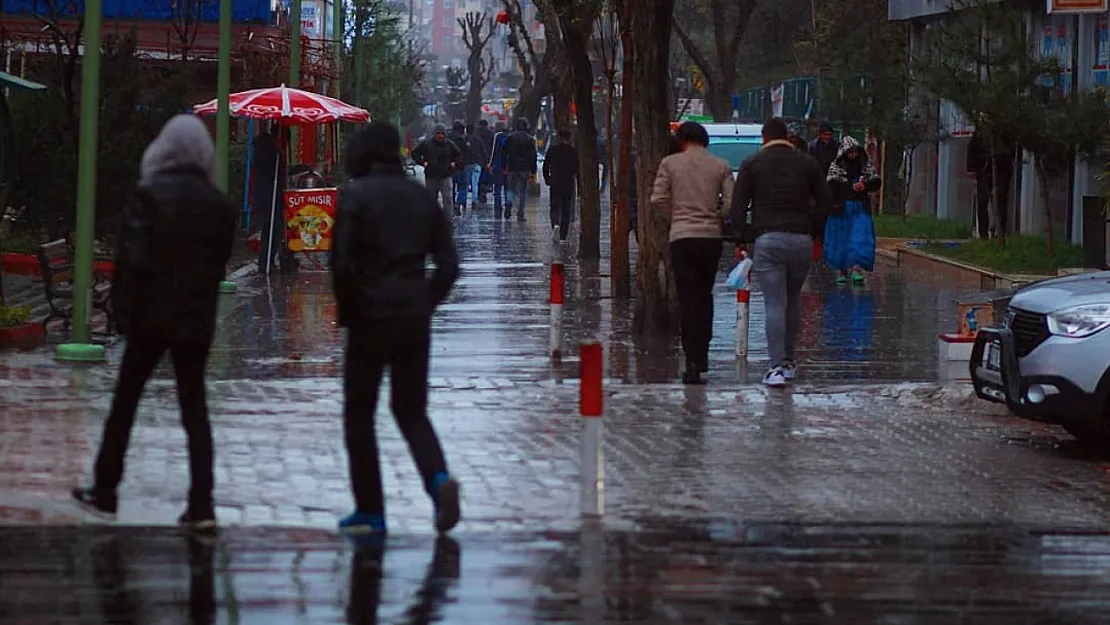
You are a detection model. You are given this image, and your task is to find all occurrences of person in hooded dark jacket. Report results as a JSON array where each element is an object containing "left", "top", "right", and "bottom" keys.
[
  {"left": 331, "top": 121, "right": 462, "bottom": 536},
  {"left": 476, "top": 119, "right": 495, "bottom": 204},
  {"left": 501, "top": 118, "right": 537, "bottom": 221},
  {"left": 823, "top": 135, "right": 881, "bottom": 284},
  {"left": 73, "top": 115, "right": 237, "bottom": 530},
  {"left": 463, "top": 124, "right": 488, "bottom": 210},
  {"left": 488, "top": 121, "right": 510, "bottom": 216},
  {"left": 808, "top": 122, "right": 839, "bottom": 178},
  {"left": 446, "top": 121, "right": 473, "bottom": 212},
  {"left": 542, "top": 129, "right": 579, "bottom": 242}
]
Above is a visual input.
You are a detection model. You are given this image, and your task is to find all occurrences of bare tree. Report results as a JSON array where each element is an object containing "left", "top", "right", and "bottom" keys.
[
  {"left": 594, "top": 6, "right": 630, "bottom": 294},
  {"left": 169, "top": 0, "right": 214, "bottom": 60},
  {"left": 458, "top": 11, "right": 496, "bottom": 126},
  {"left": 672, "top": 0, "right": 758, "bottom": 121},
  {"left": 32, "top": 0, "right": 84, "bottom": 152},
  {"left": 499, "top": 0, "right": 549, "bottom": 127}
]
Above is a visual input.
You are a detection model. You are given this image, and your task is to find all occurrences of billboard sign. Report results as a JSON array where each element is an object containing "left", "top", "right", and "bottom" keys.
[{"left": 1047, "top": 0, "right": 1108, "bottom": 13}]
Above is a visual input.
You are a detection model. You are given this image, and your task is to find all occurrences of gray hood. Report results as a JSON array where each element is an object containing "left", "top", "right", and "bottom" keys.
[
  {"left": 141, "top": 114, "right": 218, "bottom": 185},
  {"left": 1011, "top": 271, "right": 1110, "bottom": 313}
]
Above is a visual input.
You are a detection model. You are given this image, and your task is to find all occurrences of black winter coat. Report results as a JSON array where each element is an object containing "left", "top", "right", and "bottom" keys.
[
  {"left": 331, "top": 165, "right": 460, "bottom": 323},
  {"left": 503, "top": 130, "right": 537, "bottom": 173},
  {"left": 412, "top": 138, "right": 461, "bottom": 180},
  {"left": 114, "top": 168, "right": 236, "bottom": 344},
  {"left": 542, "top": 143, "right": 579, "bottom": 190}
]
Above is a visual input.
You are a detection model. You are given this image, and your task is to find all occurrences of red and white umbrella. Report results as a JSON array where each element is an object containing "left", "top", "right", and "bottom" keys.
[{"left": 193, "top": 84, "right": 370, "bottom": 124}]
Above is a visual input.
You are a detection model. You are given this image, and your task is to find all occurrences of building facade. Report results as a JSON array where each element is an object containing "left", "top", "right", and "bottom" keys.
[{"left": 892, "top": 0, "right": 1109, "bottom": 246}]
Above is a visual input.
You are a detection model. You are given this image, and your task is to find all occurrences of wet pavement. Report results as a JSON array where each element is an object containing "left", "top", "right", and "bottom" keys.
[
  {"left": 4, "top": 524, "right": 1110, "bottom": 623},
  {"left": 4, "top": 200, "right": 1110, "bottom": 620}
]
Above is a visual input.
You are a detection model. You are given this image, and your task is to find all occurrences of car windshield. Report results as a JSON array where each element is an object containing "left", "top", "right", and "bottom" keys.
[{"left": 707, "top": 140, "right": 761, "bottom": 171}]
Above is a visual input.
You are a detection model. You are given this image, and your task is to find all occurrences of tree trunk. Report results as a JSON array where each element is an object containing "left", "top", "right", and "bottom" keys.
[
  {"left": 465, "top": 58, "right": 484, "bottom": 125},
  {"left": 631, "top": 0, "right": 678, "bottom": 336},
  {"left": 989, "top": 134, "right": 1006, "bottom": 247},
  {"left": 561, "top": 14, "right": 601, "bottom": 260},
  {"left": 705, "top": 82, "right": 732, "bottom": 121},
  {"left": 611, "top": 8, "right": 633, "bottom": 298},
  {"left": 1035, "top": 156, "right": 1055, "bottom": 254}
]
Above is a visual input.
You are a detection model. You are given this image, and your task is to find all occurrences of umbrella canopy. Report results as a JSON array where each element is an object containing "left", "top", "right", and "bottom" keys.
[{"left": 193, "top": 84, "right": 370, "bottom": 124}]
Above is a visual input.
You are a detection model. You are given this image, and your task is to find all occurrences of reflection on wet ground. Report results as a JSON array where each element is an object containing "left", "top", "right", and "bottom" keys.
[
  {"left": 2, "top": 524, "right": 1109, "bottom": 623},
  {"left": 155, "top": 206, "right": 974, "bottom": 384}
]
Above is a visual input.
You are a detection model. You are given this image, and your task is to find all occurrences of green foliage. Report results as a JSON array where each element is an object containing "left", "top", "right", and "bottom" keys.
[
  {"left": 924, "top": 235, "right": 1083, "bottom": 274},
  {"left": 873, "top": 214, "right": 970, "bottom": 240},
  {"left": 7, "top": 32, "right": 190, "bottom": 242},
  {"left": 0, "top": 231, "right": 42, "bottom": 254},
  {"left": 343, "top": 0, "right": 426, "bottom": 128},
  {"left": 0, "top": 304, "right": 32, "bottom": 328}
]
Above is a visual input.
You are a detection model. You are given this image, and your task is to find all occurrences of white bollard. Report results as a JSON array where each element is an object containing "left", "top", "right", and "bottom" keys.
[
  {"left": 579, "top": 340, "right": 604, "bottom": 517},
  {"left": 735, "top": 249, "right": 751, "bottom": 359},
  {"left": 550, "top": 256, "right": 565, "bottom": 359}
]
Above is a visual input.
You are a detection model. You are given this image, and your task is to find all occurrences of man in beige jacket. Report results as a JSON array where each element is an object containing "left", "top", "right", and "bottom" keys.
[{"left": 651, "top": 122, "right": 735, "bottom": 384}]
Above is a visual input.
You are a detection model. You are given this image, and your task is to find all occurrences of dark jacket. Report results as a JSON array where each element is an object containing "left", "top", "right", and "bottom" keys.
[
  {"left": 251, "top": 132, "right": 286, "bottom": 216},
  {"left": 466, "top": 134, "right": 488, "bottom": 167},
  {"left": 412, "top": 137, "right": 461, "bottom": 180},
  {"left": 478, "top": 127, "right": 495, "bottom": 163},
  {"left": 731, "top": 139, "right": 832, "bottom": 243},
  {"left": 447, "top": 129, "right": 474, "bottom": 165},
  {"left": 114, "top": 169, "right": 236, "bottom": 344},
  {"left": 826, "top": 136, "right": 882, "bottom": 214},
  {"left": 331, "top": 165, "right": 460, "bottom": 323},
  {"left": 542, "top": 142, "right": 579, "bottom": 190},
  {"left": 489, "top": 131, "right": 509, "bottom": 170},
  {"left": 807, "top": 137, "right": 839, "bottom": 178},
  {"left": 503, "top": 120, "right": 537, "bottom": 173}
]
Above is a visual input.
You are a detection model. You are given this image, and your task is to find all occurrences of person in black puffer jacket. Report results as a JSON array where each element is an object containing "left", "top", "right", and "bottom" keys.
[
  {"left": 412, "top": 124, "right": 462, "bottom": 216},
  {"left": 330, "top": 121, "right": 462, "bottom": 536},
  {"left": 72, "top": 115, "right": 237, "bottom": 530},
  {"left": 501, "top": 118, "right": 537, "bottom": 221}
]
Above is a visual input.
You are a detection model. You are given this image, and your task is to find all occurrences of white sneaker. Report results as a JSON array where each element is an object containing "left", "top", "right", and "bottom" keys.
[
  {"left": 782, "top": 361, "right": 797, "bottom": 381},
  {"left": 762, "top": 366, "right": 788, "bottom": 387}
]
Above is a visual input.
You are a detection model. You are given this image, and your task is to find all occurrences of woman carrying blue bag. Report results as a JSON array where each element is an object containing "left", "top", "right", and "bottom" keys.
[{"left": 823, "top": 136, "right": 881, "bottom": 285}]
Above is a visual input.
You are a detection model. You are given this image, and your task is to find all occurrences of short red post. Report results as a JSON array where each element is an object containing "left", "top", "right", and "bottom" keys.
[
  {"left": 579, "top": 340, "right": 604, "bottom": 517},
  {"left": 550, "top": 258, "right": 565, "bottom": 359}
]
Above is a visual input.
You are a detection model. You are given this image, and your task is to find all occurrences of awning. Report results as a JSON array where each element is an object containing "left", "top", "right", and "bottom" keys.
[{"left": 0, "top": 70, "right": 45, "bottom": 92}]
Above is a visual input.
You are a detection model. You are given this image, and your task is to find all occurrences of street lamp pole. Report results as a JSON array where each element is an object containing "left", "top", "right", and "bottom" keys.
[
  {"left": 290, "top": 0, "right": 303, "bottom": 161},
  {"left": 56, "top": 0, "right": 105, "bottom": 362},
  {"left": 215, "top": 0, "right": 237, "bottom": 295}
]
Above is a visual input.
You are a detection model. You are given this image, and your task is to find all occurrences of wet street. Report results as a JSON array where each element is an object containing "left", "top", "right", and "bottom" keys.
[{"left": 3, "top": 202, "right": 1110, "bottom": 621}]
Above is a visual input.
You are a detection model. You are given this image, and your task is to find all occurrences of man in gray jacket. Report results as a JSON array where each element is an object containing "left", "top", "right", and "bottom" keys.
[{"left": 731, "top": 118, "right": 832, "bottom": 387}]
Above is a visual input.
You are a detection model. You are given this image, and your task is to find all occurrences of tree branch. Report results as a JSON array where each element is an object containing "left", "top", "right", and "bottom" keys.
[{"left": 672, "top": 18, "right": 717, "bottom": 86}]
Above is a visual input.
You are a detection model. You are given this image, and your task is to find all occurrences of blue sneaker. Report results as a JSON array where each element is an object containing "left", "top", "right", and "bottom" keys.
[
  {"left": 339, "top": 511, "right": 386, "bottom": 535},
  {"left": 431, "top": 472, "right": 461, "bottom": 534}
]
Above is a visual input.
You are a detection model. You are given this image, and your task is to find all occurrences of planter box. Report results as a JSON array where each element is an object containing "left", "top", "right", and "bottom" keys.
[
  {"left": 893, "top": 245, "right": 1049, "bottom": 290},
  {"left": 0, "top": 322, "right": 44, "bottom": 349},
  {"left": 1, "top": 252, "right": 40, "bottom": 279}
]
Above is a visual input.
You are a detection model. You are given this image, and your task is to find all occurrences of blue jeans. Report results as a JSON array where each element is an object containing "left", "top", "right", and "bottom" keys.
[
  {"left": 506, "top": 171, "right": 530, "bottom": 217},
  {"left": 467, "top": 165, "right": 481, "bottom": 205},
  {"left": 491, "top": 170, "right": 505, "bottom": 210}
]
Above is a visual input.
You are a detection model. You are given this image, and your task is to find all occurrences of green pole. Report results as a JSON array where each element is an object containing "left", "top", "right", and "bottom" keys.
[
  {"left": 56, "top": 0, "right": 105, "bottom": 362},
  {"left": 290, "top": 0, "right": 302, "bottom": 159},
  {"left": 333, "top": 0, "right": 343, "bottom": 89},
  {"left": 216, "top": 0, "right": 236, "bottom": 294}
]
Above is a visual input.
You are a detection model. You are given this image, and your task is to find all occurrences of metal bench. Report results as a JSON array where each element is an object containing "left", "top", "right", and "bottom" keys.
[{"left": 36, "top": 239, "right": 114, "bottom": 335}]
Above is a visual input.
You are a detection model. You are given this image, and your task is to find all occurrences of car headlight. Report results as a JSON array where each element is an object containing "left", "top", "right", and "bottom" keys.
[{"left": 1046, "top": 303, "right": 1110, "bottom": 338}]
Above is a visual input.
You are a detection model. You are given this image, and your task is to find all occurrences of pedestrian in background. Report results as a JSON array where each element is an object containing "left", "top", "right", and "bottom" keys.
[
  {"left": 73, "top": 115, "right": 237, "bottom": 530},
  {"left": 732, "top": 118, "right": 832, "bottom": 387},
  {"left": 253, "top": 123, "right": 295, "bottom": 275},
  {"left": 488, "top": 121, "right": 510, "bottom": 216},
  {"left": 824, "top": 136, "right": 881, "bottom": 285},
  {"left": 502, "top": 118, "right": 538, "bottom": 222},
  {"left": 464, "top": 124, "right": 488, "bottom": 211},
  {"left": 446, "top": 121, "right": 473, "bottom": 215},
  {"left": 808, "top": 121, "right": 839, "bottom": 178},
  {"left": 650, "top": 121, "right": 734, "bottom": 385},
  {"left": 411, "top": 124, "right": 461, "bottom": 217},
  {"left": 476, "top": 119, "right": 495, "bottom": 205},
  {"left": 331, "top": 121, "right": 462, "bottom": 536},
  {"left": 543, "top": 128, "right": 579, "bottom": 243}
]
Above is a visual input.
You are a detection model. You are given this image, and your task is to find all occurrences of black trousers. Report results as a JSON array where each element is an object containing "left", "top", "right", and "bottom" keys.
[
  {"left": 344, "top": 317, "right": 449, "bottom": 515},
  {"left": 975, "top": 170, "right": 1011, "bottom": 237},
  {"left": 549, "top": 185, "right": 573, "bottom": 241},
  {"left": 94, "top": 337, "right": 214, "bottom": 508},
  {"left": 670, "top": 238, "right": 722, "bottom": 369}
]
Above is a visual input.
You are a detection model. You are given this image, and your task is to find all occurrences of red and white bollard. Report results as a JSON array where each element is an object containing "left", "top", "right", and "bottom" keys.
[
  {"left": 550, "top": 257, "right": 565, "bottom": 359},
  {"left": 735, "top": 248, "right": 751, "bottom": 359},
  {"left": 579, "top": 340, "right": 604, "bottom": 517}
]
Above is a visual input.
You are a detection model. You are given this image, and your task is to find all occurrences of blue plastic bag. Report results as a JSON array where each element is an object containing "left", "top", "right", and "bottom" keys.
[{"left": 726, "top": 257, "right": 753, "bottom": 290}]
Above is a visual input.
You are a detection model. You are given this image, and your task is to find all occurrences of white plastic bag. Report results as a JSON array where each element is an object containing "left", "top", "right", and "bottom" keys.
[{"left": 726, "top": 257, "right": 753, "bottom": 290}]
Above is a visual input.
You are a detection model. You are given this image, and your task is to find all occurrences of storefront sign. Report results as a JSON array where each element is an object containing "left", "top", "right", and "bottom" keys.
[
  {"left": 284, "top": 188, "right": 338, "bottom": 253},
  {"left": 1047, "top": 0, "right": 1108, "bottom": 13},
  {"left": 301, "top": 1, "right": 321, "bottom": 38}
]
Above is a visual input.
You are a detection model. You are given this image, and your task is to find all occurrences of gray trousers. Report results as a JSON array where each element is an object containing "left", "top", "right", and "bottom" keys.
[
  {"left": 427, "top": 176, "right": 453, "bottom": 215},
  {"left": 753, "top": 232, "right": 812, "bottom": 367}
]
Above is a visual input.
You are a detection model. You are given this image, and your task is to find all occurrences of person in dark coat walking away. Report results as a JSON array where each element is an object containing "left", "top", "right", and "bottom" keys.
[
  {"left": 331, "top": 121, "right": 462, "bottom": 536},
  {"left": 502, "top": 118, "right": 538, "bottom": 221},
  {"left": 412, "top": 124, "right": 462, "bottom": 217},
  {"left": 476, "top": 120, "right": 495, "bottom": 205},
  {"left": 72, "top": 115, "right": 237, "bottom": 530},
  {"left": 464, "top": 124, "right": 488, "bottom": 210},
  {"left": 543, "top": 129, "right": 579, "bottom": 242},
  {"left": 253, "top": 123, "right": 296, "bottom": 275},
  {"left": 808, "top": 122, "right": 839, "bottom": 178},
  {"left": 488, "top": 121, "right": 510, "bottom": 216},
  {"left": 446, "top": 121, "right": 473, "bottom": 213},
  {"left": 651, "top": 122, "right": 734, "bottom": 385},
  {"left": 732, "top": 119, "right": 832, "bottom": 388},
  {"left": 823, "top": 136, "right": 881, "bottom": 285}
]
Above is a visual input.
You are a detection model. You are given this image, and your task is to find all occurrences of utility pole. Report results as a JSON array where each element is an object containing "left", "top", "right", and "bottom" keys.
[
  {"left": 216, "top": 0, "right": 237, "bottom": 294},
  {"left": 57, "top": 0, "right": 105, "bottom": 362},
  {"left": 290, "top": 0, "right": 303, "bottom": 161}
]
